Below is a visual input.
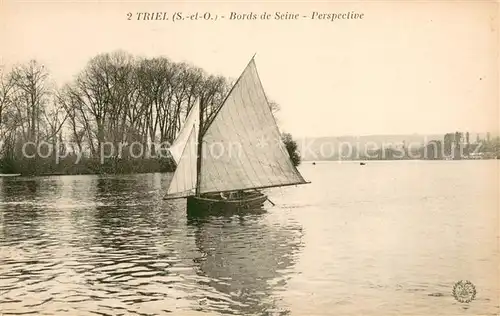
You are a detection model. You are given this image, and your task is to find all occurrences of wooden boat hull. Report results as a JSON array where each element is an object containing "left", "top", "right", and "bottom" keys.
[{"left": 187, "top": 191, "right": 267, "bottom": 215}]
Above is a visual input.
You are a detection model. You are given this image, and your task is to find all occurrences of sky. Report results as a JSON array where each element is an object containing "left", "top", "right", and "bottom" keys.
[{"left": 0, "top": 0, "right": 498, "bottom": 138}]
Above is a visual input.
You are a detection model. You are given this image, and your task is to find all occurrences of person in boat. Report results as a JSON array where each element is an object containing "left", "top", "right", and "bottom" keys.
[
  {"left": 233, "top": 190, "right": 245, "bottom": 199},
  {"left": 219, "top": 191, "right": 243, "bottom": 200}
]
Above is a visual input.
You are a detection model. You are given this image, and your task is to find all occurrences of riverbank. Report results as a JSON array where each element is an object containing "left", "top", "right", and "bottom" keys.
[{"left": 0, "top": 156, "right": 176, "bottom": 176}]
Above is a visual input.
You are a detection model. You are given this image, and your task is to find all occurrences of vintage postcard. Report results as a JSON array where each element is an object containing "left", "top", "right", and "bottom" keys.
[{"left": 0, "top": 1, "right": 498, "bottom": 315}]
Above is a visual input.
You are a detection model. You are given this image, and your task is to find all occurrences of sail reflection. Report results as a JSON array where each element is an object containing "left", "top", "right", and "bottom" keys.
[
  {"left": 187, "top": 211, "right": 303, "bottom": 315},
  {"left": 1, "top": 173, "right": 304, "bottom": 315}
]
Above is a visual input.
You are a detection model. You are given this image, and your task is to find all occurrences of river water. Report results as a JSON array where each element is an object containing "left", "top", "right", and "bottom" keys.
[{"left": 0, "top": 160, "right": 498, "bottom": 315}]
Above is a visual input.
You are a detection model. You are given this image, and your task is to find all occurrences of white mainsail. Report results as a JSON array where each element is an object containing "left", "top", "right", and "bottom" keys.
[
  {"left": 165, "top": 124, "right": 198, "bottom": 198},
  {"left": 198, "top": 59, "right": 306, "bottom": 194},
  {"left": 169, "top": 100, "right": 200, "bottom": 165}
]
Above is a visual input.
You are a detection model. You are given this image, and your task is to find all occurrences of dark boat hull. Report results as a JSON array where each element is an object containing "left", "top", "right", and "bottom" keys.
[{"left": 187, "top": 191, "right": 267, "bottom": 215}]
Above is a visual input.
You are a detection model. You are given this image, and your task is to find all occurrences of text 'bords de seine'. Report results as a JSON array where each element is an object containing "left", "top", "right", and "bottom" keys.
[{"left": 127, "top": 11, "right": 364, "bottom": 22}]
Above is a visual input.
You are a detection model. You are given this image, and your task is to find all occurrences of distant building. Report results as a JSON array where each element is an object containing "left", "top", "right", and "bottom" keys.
[
  {"left": 443, "top": 133, "right": 454, "bottom": 158},
  {"left": 443, "top": 132, "right": 463, "bottom": 160},
  {"left": 465, "top": 131, "right": 470, "bottom": 156},
  {"left": 454, "top": 132, "right": 463, "bottom": 160},
  {"left": 424, "top": 140, "right": 443, "bottom": 160}
]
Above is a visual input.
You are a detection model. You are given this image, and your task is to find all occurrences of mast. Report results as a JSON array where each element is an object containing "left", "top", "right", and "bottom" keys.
[{"left": 194, "top": 97, "right": 203, "bottom": 196}]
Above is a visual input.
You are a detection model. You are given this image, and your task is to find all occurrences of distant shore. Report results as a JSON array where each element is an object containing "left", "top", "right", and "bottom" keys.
[{"left": 303, "top": 156, "right": 499, "bottom": 162}]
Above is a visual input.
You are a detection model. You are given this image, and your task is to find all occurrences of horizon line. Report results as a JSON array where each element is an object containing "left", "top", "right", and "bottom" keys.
[{"left": 292, "top": 131, "right": 500, "bottom": 139}]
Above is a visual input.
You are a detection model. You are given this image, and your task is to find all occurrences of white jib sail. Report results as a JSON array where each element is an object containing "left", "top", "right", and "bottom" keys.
[
  {"left": 198, "top": 59, "right": 307, "bottom": 194},
  {"left": 165, "top": 124, "right": 198, "bottom": 199},
  {"left": 169, "top": 100, "right": 200, "bottom": 165}
]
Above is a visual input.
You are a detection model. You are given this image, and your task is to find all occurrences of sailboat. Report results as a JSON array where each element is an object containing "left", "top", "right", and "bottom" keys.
[{"left": 164, "top": 56, "right": 309, "bottom": 213}]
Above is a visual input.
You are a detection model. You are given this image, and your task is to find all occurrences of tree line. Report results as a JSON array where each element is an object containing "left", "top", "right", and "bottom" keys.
[{"left": 0, "top": 50, "right": 297, "bottom": 176}]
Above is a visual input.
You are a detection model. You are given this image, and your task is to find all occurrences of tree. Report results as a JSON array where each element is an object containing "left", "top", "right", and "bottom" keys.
[
  {"left": 267, "top": 99, "right": 299, "bottom": 166},
  {"left": 0, "top": 51, "right": 261, "bottom": 174},
  {"left": 282, "top": 132, "right": 301, "bottom": 167},
  {"left": 0, "top": 66, "right": 14, "bottom": 129},
  {"left": 9, "top": 60, "right": 50, "bottom": 143},
  {"left": 268, "top": 99, "right": 280, "bottom": 114},
  {"left": 2, "top": 60, "right": 53, "bottom": 174}
]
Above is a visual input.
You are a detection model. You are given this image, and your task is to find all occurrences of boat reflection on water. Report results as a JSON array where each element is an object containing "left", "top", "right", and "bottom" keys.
[
  {"left": 186, "top": 203, "right": 268, "bottom": 218},
  {"left": 0, "top": 174, "right": 304, "bottom": 315},
  {"left": 186, "top": 206, "right": 303, "bottom": 315}
]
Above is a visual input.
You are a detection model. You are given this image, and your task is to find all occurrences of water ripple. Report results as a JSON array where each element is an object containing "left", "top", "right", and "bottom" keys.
[{"left": 1, "top": 163, "right": 498, "bottom": 315}]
